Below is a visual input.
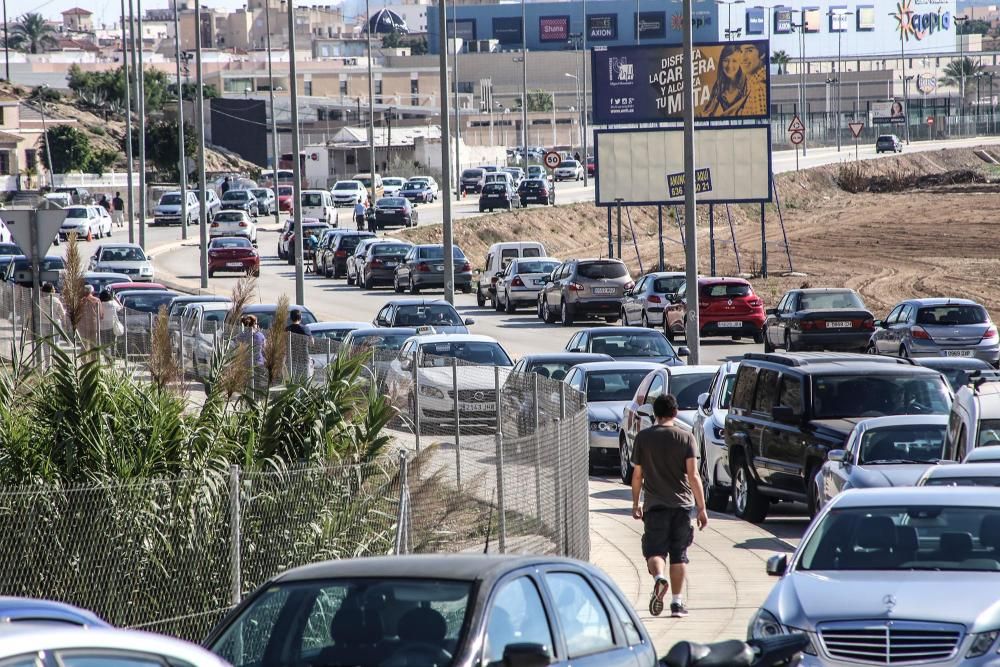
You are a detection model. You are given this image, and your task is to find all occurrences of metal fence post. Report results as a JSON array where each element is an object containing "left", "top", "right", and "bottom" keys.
[
  {"left": 558, "top": 382, "right": 567, "bottom": 555},
  {"left": 10, "top": 286, "right": 16, "bottom": 346},
  {"left": 326, "top": 338, "right": 332, "bottom": 370},
  {"left": 229, "top": 464, "right": 242, "bottom": 605},
  {"left": 394, "top": 450, "right": 410, "bottom": 555},
  {"left": 179, "top": 318, "right": 186, "bottom": 379},
  {"left": 554, "top": 417, "right": 565, "bottom": 554},
  {"left": 412, "top": 351, "right": 421, "bottom": 452},
  {"left": 452, "top": 357, "right": 462, "bottom": 491},
  {"left": 532, "top": 373, "right": 542, "bottom": 522},
  {"left": 494, "top": 366, "right": 506, "bottom": 554},
  {"left": 286, "top": 332, "right": 293, "bottom": 379}
]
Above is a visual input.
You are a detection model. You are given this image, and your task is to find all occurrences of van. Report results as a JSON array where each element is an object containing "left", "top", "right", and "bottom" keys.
[
  {"left": 351, "top": 173, "right": 384, "bottom": 200},
  {"left": 300, "top": 190, "right": 337, "bottom": 227},
  {"left": 475, "top": 241, "right": 547, "bottom": 308},
  {"left": 945, "top": 375, "right": 1000, "bottom": 461},
  {"left": 483, "top": 172, "right": 514, "bottom": 189},
  {"left": 461, "top": 168, "right": 486, "bottom": 194}
]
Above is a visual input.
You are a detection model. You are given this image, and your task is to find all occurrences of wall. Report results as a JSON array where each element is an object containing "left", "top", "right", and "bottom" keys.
[{"left": 414, "top": 137, "right": 506, "bottom": 174}]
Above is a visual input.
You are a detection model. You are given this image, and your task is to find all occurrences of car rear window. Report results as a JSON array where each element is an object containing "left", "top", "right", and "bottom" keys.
[
  {"left": 799, "top": 291, "right": 865, "bottom": 310},
  {"left": 302, "top": 193, "right": 324, "bottom": 206},
  {"left": 160, "top": 194, "right": 182, "bottom": 205},
  {"left": 577, "top": 262, "right": 627, "bottom": 279},
  {"left": 702, "top": 282, "right": 751, "bottom": 298},
  {"left": 484, "top": 184, "right": 507, "bottom": 194},
  {"left": 337, "top": 235, "right": 371, "bottom": 252},
  {"left": 561, "top": 160, "right": 579, "bottom": 168},
  {"left": 211, "top": 238, "right": 251, "bottom": 249},
  {"left": 516, "top": 260, "right": 559, "bottom": 274},
  {"left": 215, "top": 212, "right": 244, "bottom": 223},
  {"left": 420, "top": 246, "right": 466, "bottom": 260},
  {"left": 334, "top": 182, "right": 359, "bottom": 190},
  {"left": 463, "top": 169, "right": 484, "bottom": 178},
  {"left": 916, "top": 305, "right": 989, "bottom": 325},
  {"left": 373, "top": 244, "right": 411, "bottom": 257},
  {"left": 652, "top": 276, "right": 685, "bottom": 293},
  {"left": 522, "top": 180, "right": 545, "bottom": 189}
]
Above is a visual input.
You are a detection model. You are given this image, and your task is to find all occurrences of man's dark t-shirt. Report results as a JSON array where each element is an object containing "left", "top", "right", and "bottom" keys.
[
  {"left": 631, "top": 424, "right": 696, "bottom": 511},
  {"left": 285, "top": 323, "right": 309, "bottom": 336}
]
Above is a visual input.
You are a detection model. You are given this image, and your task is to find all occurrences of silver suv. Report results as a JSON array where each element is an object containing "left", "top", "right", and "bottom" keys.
[
  {"left": 944, "top": 374, "right": 1000, "bottom": 461},
  {"left": 538, "top": 259, "right": 632, "bottom": 326}
]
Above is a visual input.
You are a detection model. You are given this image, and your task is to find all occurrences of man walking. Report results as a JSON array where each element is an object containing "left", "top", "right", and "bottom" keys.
[
  {"left": 112, "top": 191, "right": 125, "bottom": 228},
  {"left": 631, "top": 394, "right": 708, "bottom": 618}
]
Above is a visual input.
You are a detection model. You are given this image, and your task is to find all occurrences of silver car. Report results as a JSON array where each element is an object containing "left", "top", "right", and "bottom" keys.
[
  {"left": 621, "top": 271, "right": 686, "bottom": 328},
  {"left": 495, "top": 256, "right": 560, "bottom": 313},
  {"left": 752, "top": 486, "right": 1000, "bottom": 666},
  {"left": 693, "top": 360, "right": 740, "bottom": 512},
  {"left": 868, "top": 298, "right": 1000, "bottom": 365},
  {"left": 816, "top": 415, "right": 950, "bottom": 511},
  {"left": 919, "top": 462, "right": 1000, "bottom": 487},
  {"left": 89, "top": 243, "right": 155, "bottom": 282}
]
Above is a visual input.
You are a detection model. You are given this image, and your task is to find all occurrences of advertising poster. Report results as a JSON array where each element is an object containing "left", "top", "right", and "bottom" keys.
[
  {"left": 774, "top": 8, "right": 793, "bottom": 33},
  {"left": 588, "top": 14, "right": 618, "bottom": 41},
  {"left": 447, "top": 18, "right": 476, "bottom": 41},
  {"left": 492, "top": 16, "right": 521, "bottom": 44},
  {"left": 829, "top": 6, "right": 849, "bottom": 32},
  {"left": 635, "top": 12, "right": 666, "bottom": 40},
  {"left": 803, "top": 7, "right": 821, "bottom": 32},
  {"left": 591, "top": 41, "right": 771, "bottom": 125},
  {"left": 539, "top": 15, "right": 569, "bottom": 42},
  {"left": 872, "top": 100, "right": 906, "bottom": 124},
  {"left": 857, "top": 6, "right": 876, "bottom": 30},
  {"left": 746, "top": 7, "right": 765, "bottom": 35}
]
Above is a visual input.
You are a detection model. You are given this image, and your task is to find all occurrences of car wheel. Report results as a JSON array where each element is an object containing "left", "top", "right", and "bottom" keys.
[
  {"left": 208, "top": 270, "right": 214, "bottom": 278},
  {"left": 543, "top": 299, "right": 557, "bottom": 324},
  {"left": 363, "top": 274, "right": 373, "bottom": 290},
  {"left": 504, "top": 291, "right": 516, "bottom": 314},
  {"left": 701, "top": 444, "right": 730, "bottom": 512},
  {"left": 763, "top": 330, "right": 775, "bottom": 353},
  {"left": 394, "top": 277, "right": 404, "bottom": 294},
  {"left": 476, "top": 288, "right": 486, "bottom": 308},
  {"left": 286, "top": 254, "right": 294, "bottom": 266},
  {"left": 806, "top": 464, "right": 822, "bottom": 518},
  {"left": 641, "top": 312, "right": 650, "bottom": 329},
  {"left": 753, "top": 330, "right": 765, "bottom": 345},
  {"left": 899, "top": 345, "right": 909, "bottom": 359},
  {"left": 409, "top": 278, "right": 420, "bottom": 295},
  {"left": 537, "top": 298, "right": 545, "bottom": 320},
  {"left": 494, "top": 294, "right": 504, "bottom": 312},
  {"left": 604, "top": 316, "right": 619, "bottom": 324},
  {"left": 619, "top": 435, "right": 634, "bottom": 485},
  {"left": 784, "top": 331, "right": 795, "bottom": 352},
  {"left": 347, "top": 270, "right": 355, "bottom": 286},
  {"left": 732, "top": 454, "right": 769, "bottom": 523},
  {"left": 664, "top": 320, "right": 675, "bottom": 342},
  {"left": 866, "top": 343, "right": 879, "bottom": 355},
  {"left": 461, "top": 284, "right": 472, "bottom": 294},
  {"left": 560, "top": 301, "right": 573, "bottom": 326},
  {"left": 325, "top": 264, "right": 333, "bottom": 279}
]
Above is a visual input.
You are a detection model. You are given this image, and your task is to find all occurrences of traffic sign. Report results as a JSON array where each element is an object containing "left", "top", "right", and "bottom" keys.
[
  {"left": 543, "top": 151, "right": 562, "bottom": 170},
  {"left": 787, "top": 115, "right": 805, "bottom": 133},
  {"left": 927, "top": 116, "right": 935, "bottom": 125},
  {"left": 848, "top": 122, "right": 865, "bottom": 139},
  {"left": 789, "top": 130, "right": 804, "bottom": 145},
  {"left": 2, "top": 209, "right": 67, "bottom": 260}
]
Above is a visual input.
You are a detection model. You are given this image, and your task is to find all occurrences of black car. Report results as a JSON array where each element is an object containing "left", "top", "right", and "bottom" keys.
[
  {"left": 511, "top": 352, "right": 614, "bottom": 381},
  {"left": 763, "top": 288, "right": 874, "bottom": 353},
  {"left": 219, "top": 189, "right": 259, "bottom": 216},
  {"left": 518, "top": 178, "right": 555, "bottom": 206},
  {"left": 204, "top": 555, "right": 657, "bottom": 667},
  {"left": 724, "top": 352, "right": 952, "bottom": 522},
  {"left": 373, "top": 197, "right": 416, "bottom": 229},
  {"left": 875, "top": 134, "right": 902, "bottom": 153},
  {"left": 460, "top": 167, "right": 486, "bottom": 194},
  {"left": 317, "top": 230, "right": 375, "bottom": 278},
  {"left": 360, "top": 241, "right": 412, "bottom": 289},
  {"left": 478, "top": 182, "right": 521, "bottom": 212},
  {"left": 564, "top": 326, "right": 687, "bottom": 366}
]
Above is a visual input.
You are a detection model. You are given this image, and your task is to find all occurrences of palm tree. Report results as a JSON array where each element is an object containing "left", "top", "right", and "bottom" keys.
[
  {"left": 772, "top": 50, "right": 791, "bottom": 75},
  {"left": 8, "top": 13, "right": 58, "bottom": 54},
  {"left": 941, "top": 57, "right": 985, "bottom": 99}
]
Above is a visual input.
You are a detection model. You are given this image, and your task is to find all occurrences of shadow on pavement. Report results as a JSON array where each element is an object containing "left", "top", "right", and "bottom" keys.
[{"left": 734, "top": 536, "right": 797, "bottom": 554}]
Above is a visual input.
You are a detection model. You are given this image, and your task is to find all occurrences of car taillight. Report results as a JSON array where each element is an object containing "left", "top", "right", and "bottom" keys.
[
  {"left": 512, "top": 276, "right": 525, "bottom": 287},
  {"left": 238, "top": 221, "right": 247, "bottom": 227},
  {"left": 461, "top": 262, "right": 472, "bottom": 272},
  {"left": 647, "top": 295, "right": 662, "bottom": 304},
  {"left": 335, "top": 250, "right": 347, "bottom": 257},
  {"left": 568, "top": 282, "right": 585, "bottom": 292},
  {"left": 418, "top": 262, "right": 431, "bottom": 272},
  {"left": 983, "top": 326, "right": 998, "bottom": 341},
  {"left": 541, "top": 189, "right": 548, "bottom": 195},
  {"left": 862, "top": 318, "right": 876, "bottom": 331},
  {"left": 211, "top": 222, "right": 219, "bottom": 228},
  {"left": 370, "top": 259, "right": 382, "bottom": 268},
  {"left": 801, "top": 320, "right": 818, "bottom": 331},
  {"left": 748, "top": 298, "right": 763, "bottom": 308},
  {"left": 910, "top": 326, "right": 932, "bottom": 340}
]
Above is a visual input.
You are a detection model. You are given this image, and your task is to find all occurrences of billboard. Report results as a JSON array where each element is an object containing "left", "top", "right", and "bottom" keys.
[
  {"left": 492, "top": 16, "right": 521, "bottom": 44},
  {"left": 447, "top": 18, "right": 476, "bottom": 41},
  {"left": 595, "top": 126, "right": 772, "bottom": 205},
  {"left": 872, "top": 100, "right": 906, "bottom": 124},
  {"left": 803, "top": 7, "right": 821, "bottom": 32},
  {"left": 635, "top": 12, "right": 666, "bottom": 40},
  {"left": 588, "top": 14, "right": 618, "bottom": 41},
  {"left": 539, "top": 15, "right": 569, "bottom": 42},
  {"left": 746, "top": 7, "right": 766, "bottom": 35},
  {"left": 829, "top": 6, "right": 849, "bottom": 32},
  {"left": 857, "top": 5, "right": 876, "bottom": 30},
  {"left": 591, "top": 41, "right": 771, "bottom": 125},
  {"left": 774, "top": 7, "right": 793, "bottom": 33}
]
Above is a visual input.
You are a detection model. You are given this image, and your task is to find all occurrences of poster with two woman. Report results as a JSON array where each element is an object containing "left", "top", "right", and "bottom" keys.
[{"left": 591, "top": 40, "right": 771, "bottom": 125}]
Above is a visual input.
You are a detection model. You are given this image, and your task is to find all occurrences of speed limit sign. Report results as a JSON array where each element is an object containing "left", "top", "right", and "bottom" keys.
[{"left": 543, "top": 151, "right": 562, "bottom": 170}]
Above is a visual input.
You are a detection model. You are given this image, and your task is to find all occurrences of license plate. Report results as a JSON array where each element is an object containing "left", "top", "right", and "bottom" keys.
[
  {"left": 826, "top": 321, "right": 852, "bottom": 329},
  {"left": 593, "top": 287, "right": 617, "bottom": 295},
  {"left": 718, "top": 321, "right": 742, "bottom": 328},
  {"left": 435, "top": 265, "right": 444, "bottom": 272},
  {"left": 226, "top": 262, "right": 243, "bottom": 268},
  {"left": 385, "top": 262, "right": 397, "bottom": 268},
  {"left": 461, "top": 402, "right": 496, "bottom": 411},
  {"left": 533, "top": 279, "right": 545, "bottom": 285},
  {"left": 944, "top": 350, "right": 975, "bottom": 357}
]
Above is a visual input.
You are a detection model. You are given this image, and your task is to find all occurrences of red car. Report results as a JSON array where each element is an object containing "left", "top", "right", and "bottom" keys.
[
  {"left": 587, "top": 155, "right": 596, "bottom": 176},
  {"left": 663, "top": 277, "right": 766, "bottom": 343},
  {"left": 277, "top": 185, "right": 294, "bottom": 213},
  {"left": 107, "top": 282, "right": 168, "bottom": 297},
  {"left": 207, "top": 236, "right": 260, "bottom": 278}
]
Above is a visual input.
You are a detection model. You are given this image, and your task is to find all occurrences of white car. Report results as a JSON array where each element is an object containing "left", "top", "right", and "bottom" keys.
[
  {"left": 331, "top": 180, "right": 367, "bottom": 207},
  {"left": 210, "top": 210, "right": 258, "bottom": 244},
  {"left": 407, "top": 176, "right": 440, "bottom": 200},
  {"left": 553, "top": 159, "right": 584, "bottom": 181},
  {"left": 89, "top": 243, "right": 155, "bottom": 282},
  {"left": 301, "top": 190, "right": 337, "bottom": 226},
  {"left": 382, "top": 177, "right": 407, "bottom": 197},
  {"left": 692, "top": 360, "right": 740, "bottom": 512},
  {"left": 495, "top": 256, "right": 561, "bottom": 313},
  {"left": 59, "top": 205, "right": 112, "bottom": 241},
  {"left": 0, "top": 624, "right": 228, "bottom": 666},
  {"left": 153, "top": 191, "right": 200, "bottom": 226}
]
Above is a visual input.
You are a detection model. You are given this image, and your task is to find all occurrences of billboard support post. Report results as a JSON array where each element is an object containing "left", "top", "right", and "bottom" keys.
[
  {"left": 615, "top": 199, "right": 623, "bottom": 259},
  {"left": 606, "top": 206, "right": 613, "bottom": 258},
  {"left": 708, "top": 203, "right": 716, "bottom": 277},
  {"left": 657, "top": 205, "right": 664, "bottom": 270},
  {"left": 682, "top": 0, "right": 699, "bottom": 365},
  {"left": 760, "top": 203, "right": 768, "bottom": 279}
]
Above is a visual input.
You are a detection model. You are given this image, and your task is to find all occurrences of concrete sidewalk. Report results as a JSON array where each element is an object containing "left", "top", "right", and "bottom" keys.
[{"left": 588, "top": 476, "right": 805, "bottom": 655}]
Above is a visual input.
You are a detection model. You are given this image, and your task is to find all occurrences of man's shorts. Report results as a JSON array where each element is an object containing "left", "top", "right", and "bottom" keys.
[{"left": 641, "top": 507, "right": 694, "bottom": 564}]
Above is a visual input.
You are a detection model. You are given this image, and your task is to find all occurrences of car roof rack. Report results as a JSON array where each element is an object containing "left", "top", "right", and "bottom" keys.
[{"left": 971, "top": 370, "right": 1000, "bottom": 393}]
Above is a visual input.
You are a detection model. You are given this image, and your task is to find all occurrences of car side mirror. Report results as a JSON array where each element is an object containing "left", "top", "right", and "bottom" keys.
[
  {"left": 698, "top": 392, "right": 710, "bottom": 411},
  {"left": 400, "top": 358, "right": 412, "bottom": 371},
  {"left": 766, "top": 554, "right": 788, "bottom": 577},
  {"left": 464, "top": 317, "right": 475, "bottom": 325},
  {"left": 771, "top": 406, "right": 796, "bottom": 423},
  {"left": 147, "top": 254, "right": 154, "bottom": 260},
  {"left": 766, "top": 307, "right": 778, "bottom": 316},
  {"left": 874, "top": 319, "right": 885, "bottom": 328},
  {"left": 503, "top": 643, "right": 551, "bottom": 667},
  {"left": 677, "top": 346, "right": 690, "bottom": 357},
  {"left": 828, "top": 449, "right": 848, "bottom": 465},
  {"left": 623, "top": 288, "right": 632, "bottom": 296},
  {"left": 637, "top": 404, "right": 654, "bottom": 419}
]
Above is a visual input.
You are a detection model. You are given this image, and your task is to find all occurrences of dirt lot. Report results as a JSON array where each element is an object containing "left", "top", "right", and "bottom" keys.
[{"left": 400, "top": 146, "right": 1000, "bottom": 318}]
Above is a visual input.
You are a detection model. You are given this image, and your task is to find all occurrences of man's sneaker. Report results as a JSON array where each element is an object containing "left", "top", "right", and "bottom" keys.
[
  {"left": 648, "top": 579, "right": 668, "bottom": 616},
  {"left": 670, "top": 602, "right": 689, "bottom": 618}
]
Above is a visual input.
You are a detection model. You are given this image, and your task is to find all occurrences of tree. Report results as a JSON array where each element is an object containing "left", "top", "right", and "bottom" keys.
[
  {"left": 128, "top": 119, "right": 197, "bottom": 180},
  {"left": 68, "top": 65, "right": 172, "bottom": 113},
  {"left": 86, "top": 149, "right": 118, "bottom": 177},
  {"left": 941, "top": 57, "right": 986, "bottom": 99},
  {"left": 514, "top": 89, "right": 553, "bottom": 112},
  {"left": 41, "top": 125, "right": 93, "bottom": 174},
  {"left": 958, "top": 18, "right": 990, "bottom": 35},
  {"left": 8, "top": 13, "right": 58, "bottom": 54},
  {"left": 772, "top": 50, "right": 791, "bottom": 75},
  {"left": 410, "top": 37, "right": 428, "bottom": 56}
]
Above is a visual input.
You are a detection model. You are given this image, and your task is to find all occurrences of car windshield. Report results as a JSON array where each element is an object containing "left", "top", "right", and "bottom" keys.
[
  {"left": 589, "top": 332, "right": 675, "bottom": 358},
  {"left": 577, "top": 262, "right": 627, "bottom": 279},
  {"left": 215, "top": 212, "right": 244, "bottom": 223},
  {"left": 378, "top": 198, "right": 406, "bottom": 207},
  {"left": 65, "top": 208, "right": 89, "bottom": 218},
  {"left": 936, "top": 366, "right": 987, "bottom": 393},
  {"left": 0, "top": 243, "right": 22, "bottom": 255},
  {"left": 251, "top": 189, "right": 269, "bottom": 199},
  {"left": 719, "top": 373, "right": 737, "bottom": 409},
  {"left": 979, "top": 419, "right": 1000, "bottom": 447},
  {"left": 411, "top": 178, "right": 431, "bottom": 184},
  {"left": 395, "top": 305, "right": 463, "bottom": 327},
  {"left": 516, "top": 260, "right": 559, "bottom": 275},
  {"left": 812, "top": 374, "right": 951, "bottom": 419},
  {"left": 419, "top": 341, "right": 512, "bottom": 367},
  {"left": 159, "top": 194, "right": 182, "bottom": 205},
  {"left": 522, "top": 180, "right": 545, "bottom": 190},
  {"left": 586, "top": 370, "right": 651, "bottom": 402},
  {"left": 350, "top": 333, "right": 412, "bottom": 352},
  {"left": 483, "top": 184, "right": 507, "bottom": 194},
  {"left": 462, "top": 169, "right": 483, "bottom": 178},
  {"left": 279, "top": 186, "right": 293, "bottom": 196},
  {"left": 355, "top": 176, "right": 374, "bottom": 187},
  {"left": 310, "top": 328, "right": 357, "bottom": 343},
  {"left": 100, "top": 247, "right": 147, "bottom": 262},
  {"left": 916, "top": 305, "right": 989, "bottom": 326},
  {"left": 211, "top": 238, "right": 252, "bottom": 249},
  {"left": 247, "top": 309, "right": 317, "bottom": 329},
  {"left": 211, "top": 578, "right": 473, "bottom": 667},
  {"left": 122, "top": 292, "right": 177, "bottom": 313},
  {"left": 799, "top": 291, "right": 865, "bottom": 310},
  {"left": 924, "top": 475, "right": 1000, "bottom": 487},
  {"left": 420, "top": 246, "right": 466, "bottom": 260},
  {"left": 798, "top": 505, "right": 1000, "bottom": 572},
  {"left": 373, "top": 244, "right": 411, "bottom": 257},
  {"left": 223, "top": 191, "right": 249, "bottom": 201},
  {"left": 670, "top": 372, "right": 716, "bottom": 410},
  {"left": 302, "top": 193, "right": 325, "bottom": 207},
  {"left": 338, "top": 235, "right": 370, "bottom": 251},
  {"left": 562, "top": 160, "right": 579, "bottom": 168},
  {"left": 334, "top": 182, "right": 359, "bottom": 191},
  {"left": 702, "top": 283, "right": 751, "bottom": 298},
  {"left": 856, "top": 424, "right": 948, "bottom": 464},
  {"left": 527, "top": 361, "right": 578, "bottom": 379},
  {"left": 404, "top": 182, "right": 427, "bottom": 190},
  {"left": 652, "top": 276, "right": 685, "bottom": 294},
  {"left": 384, "top": 178, "right": 405, "bottom": 186}
]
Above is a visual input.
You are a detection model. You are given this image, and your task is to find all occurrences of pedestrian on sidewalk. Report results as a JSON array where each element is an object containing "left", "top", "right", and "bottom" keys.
[
  {"left": 112, "top": 192, "right": 125, "bottom": 228},
  {"left": 631, "top": 394, "right": 708, "bottom": 619},
  {"left": 354, "top": 200, "right": 367, "bottom": 231}
]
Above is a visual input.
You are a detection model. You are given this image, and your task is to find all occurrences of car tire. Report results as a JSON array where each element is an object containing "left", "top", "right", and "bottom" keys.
[
  {"left": 784, "top": 331, "right": 795, "bottom": 352},
  {"left": 619, "top": 435, "right": 634, "bottom": 485},
  {"left": 560, "top": 301, "right": 573, "bottom": 326},
  {"left": 543, "top": 299, "right": 556, "bottom": 324},
  {"left": 363, "top": 275, "right": 373, "bottom": 290},
  {"left": 409, "top": 278, "right": 420, "bottom": 295},
  {"left": 461, "top": 284, "right": 472, "bottom": 294},
  {"left": 604, "top": 316, "right": 618, "bottom": 324},
  {"left": 664, "top": 321, "right": 675, "bottom": 342},
  {"left": 866, "top": 343, "right": 879, "bottom": 355},
  {"left": 325, "top": 264, "right": 333, "bottom": 279},
  {"left": 537, "top": 298, "right": 545, "bottom": 320},
  {"left": 286, "top": 254, "right": 294, "bottom": 266},
  {"left": 899, "top": 345, "right": 909, "bottom": 359},
  {"left": 701, "top": 444, "right": 730, "bottom": 513},
  {"left": 641, "top": 312, "right": 650, "bottom": 329},
  {"left": 732, "top": 454, "right": 769, "bottom": 523},
  {"left": 394, "top": 278, "right": 404, "bottom": 294},
  {"left": 806, "top": 464, "right": 822, "bottom": 518},
  {"left": 208, "top": 270, "right": 214, "bottom": 278},
  {"left": 477, "top": 289, "right": 486, "bottom": 308},
  {"left": 753, "top": 330, "right": 765, "bottom": 345},
  {"left": 763, "top": 331, "right": 775, "bottom": 353},
  {"left": 505, "top": 292, "right": 516, "bottom": 314}
]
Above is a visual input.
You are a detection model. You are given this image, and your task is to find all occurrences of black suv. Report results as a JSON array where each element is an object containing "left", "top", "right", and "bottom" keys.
[{"left": 724, "top": 352, "right": 952, "bottom": 523}]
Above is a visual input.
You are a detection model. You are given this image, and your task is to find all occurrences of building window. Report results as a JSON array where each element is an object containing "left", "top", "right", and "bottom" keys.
[
  {"left": 340, "top": 79, "right": 348, "bottom": 95},
  {"left": 25, "top": 149, "right": 36, "bottom": 169},
  {"left": 0, "top": 152, "right": 9, "bottom": 175},
  {"left": 0, "top": 107, "right": 5, "bottom": 126},
  {"left": 410, "top": 78, "right": 418, "bottom": 95},
  {"left": 304, "top": 81, "right": 313, "bottom": 95},
  {"left": 375, "top": 79, "right": 383, "bottom": 96}
]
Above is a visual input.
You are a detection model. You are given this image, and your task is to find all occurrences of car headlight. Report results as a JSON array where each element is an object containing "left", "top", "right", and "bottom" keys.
[
  {"left": 749, "top": 608, "right": 786, "bottom": 640},
  {"left": 967, "top": 631, "right": 1000, "bottom": 658},
  {"left": 418, "top": 385, "right": 444, "bottom": 399},
  {"left": 712, "top": 425, "right": 725, "bottom": 440},
  {"left": 589, "top": 421, "right": 618, "bottom": 432}
]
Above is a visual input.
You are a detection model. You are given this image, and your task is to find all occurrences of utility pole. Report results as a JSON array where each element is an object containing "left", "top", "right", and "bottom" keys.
[
  {"left": 265, "top": 0, "right": 281, "bottom": 230},
  {"left": 438, "top": 0, "right": 455, "bottom": 304},
  {"left": 900, "top": 20, "right": 911, "bottom": 144},
  {"left": 365, "top": 0, "right": 377, "bottom": 210},
  {"left": 452, "top": 2, "right": 461, "bottom": 198},
  {"left": 582, "top": 0, "right": 589, "bottom": 187},
  {"left": 520, "top": 0, "right": 528, "bottom": 173},
  {"left": 137, "top": 0, "right": 147, "bottom": 250},
  {"left": 127, "top": 0, "right": 140, "bottom": 242},
  {"left": 120, "top": 0, "right": 135, "bottom": 244},
  {"left": 288, "top": 0, "right": 305, "bottom": 305},
  {"left": 2, "top": 0, "right": 9, "bottom": 82},
  {"left": 194, "top": 0, "right": 209, "bottom": 289},
  {"left": 793, "top": 12, "right": 808, "bottom": 157},
  {"left": 172, "top": 0, "right": 188, "bottom": 240},
  {"left": 682, "top": 0, "right": 700, "bottom": 364}
]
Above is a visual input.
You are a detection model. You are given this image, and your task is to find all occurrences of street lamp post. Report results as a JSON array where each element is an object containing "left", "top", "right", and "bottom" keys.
[
  {"left": 716, "top": 0, "right": 746, "bottom": 40},
  {"left": 451, "top": 1, "right": 461, "bottom": 200},
  {"left": 172, "top": 0, "right": 188, "bottom": 241},
  {"left": 976, "top": 71, "right": 983, "bottom": 133},
  {"left": 119, "top": 0, "right": 135, "bottom": 242},
  {"left": 792, "top": 12, "right": 807, "bottom": 156},
  {"left": 565, "top": 73, "right": 580, "bottom": 148},
  {"left": 36, "top": 88, "right": 54, "bottom": 189},
  {"left": 136, "top": 0, "right": 147, "bottom": 250},
  {"left": 520, "top": 0, "right": 528, "bottom": 173},
  {"left": 287, "top": 0, "right": 305, "bottom": 305},
  {"left": 955, "top": 14, "right": 968, "bottom": 132},
  {"left": 581, "top": 0, "right": 589, "bottom": 186},
  {"left": 364, "top": 0, "right": 377, "bottom": 209},
  {"left": 437, "top": 0, "right": 455, "bottom": 304},
  {"left": 194, "top": 0, "right": 208, "bottom": 289},
  {"left": 891, "top": 11, "right": 912, "bottom": 144},
  {"left": 829, "top": 9, "right": 852, "bottom": 151},
  {"left": 264, "top": 0, "right": 281, "bottom": 231}
]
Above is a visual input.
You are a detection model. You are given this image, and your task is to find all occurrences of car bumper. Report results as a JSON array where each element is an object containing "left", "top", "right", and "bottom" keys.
[
  {"left": 704, "top": 433, "right": 731, "bottom": 488},
  {"left": 59, "top": 228, "right": 89, "bottom": 239},
  {"left": 521, "top": 195, "right": 550, "bottom": 204},
  {"left": 461, "top": 184, "right": 483, "bottom": 193},
  {"left": 589, "top": 429, "right": 620, "bottom": 452},
  {"left": 795, "top": 646, "right": 1000, "bottom": 667},
  {"left": 412, "top": 273, "right": 474, "bottom": 289},
  {"left": 209, "top": 258, "right": 259, "bottom": 272},
  {"left": 508, "top": 286, "right": 544, "bottom": 304},
  {"left": 375, "top": 214, "right": 410, "bottom": 226},
  {"left": 701, "top": 319, "right": 764, "bottom": 337},
  {"left": 417, "top": 394, "right": 497, "bottom": 425},
  {"left": 567, "top": 299, "right": 622, "bottom": 316},
  {"left": 908, "top": 340, "right": 1000, "bottom": 364},
  {"left": 153, "top": 215, "right": 181, "bottom": 225},
  {"left": 480, "top": 198, "right": 513, "bottom": 208},
  {"left": 790, "top": 330, "right": 872, "bottom": 351},
  {"left": 365, "top": 267, "right": 397, "bottom": 284}
]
